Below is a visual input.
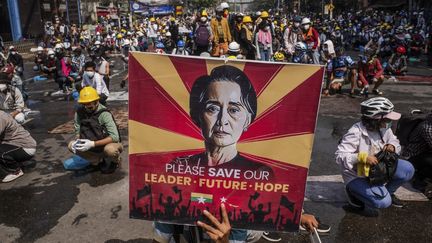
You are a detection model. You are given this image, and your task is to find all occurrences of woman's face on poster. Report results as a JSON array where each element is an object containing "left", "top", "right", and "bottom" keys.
[{"left": 201, "top": 81, "right": 251, "bottom": 147}]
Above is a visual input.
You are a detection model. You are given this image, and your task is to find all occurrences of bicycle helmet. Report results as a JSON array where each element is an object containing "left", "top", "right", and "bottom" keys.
[
  {"left": 294, "top": 42, "right": 307, "bottom": 51},
  {"left": 360, "top": 97, "right": 401, "bottom": 120},
  {"left": 273, "top": 52, "right": 285, "bottom": 61},
  {"left": 177, "top": 40, "right": 185, "bottom": 48},
  {"left": 396, "top": 46, "right": 406, "bottom": 55},
  {"left": 155, "top": 42, "right": 165, "bottom": 49}
]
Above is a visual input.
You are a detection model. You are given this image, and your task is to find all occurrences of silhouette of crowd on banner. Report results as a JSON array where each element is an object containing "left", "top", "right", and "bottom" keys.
[{"left": 130, "top": 184, "right": 300, "bottom": 231}]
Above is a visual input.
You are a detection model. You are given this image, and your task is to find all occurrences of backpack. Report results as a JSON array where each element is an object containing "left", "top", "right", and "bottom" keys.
[
  {"left": 195, "top": 25, "right": 210, "bottom": 46},
  {"left": 77, "top": 107, "right": 119, "bottom": 152},
  {"left": 395, "top": 110, "right": 427, "bottom": 146}
]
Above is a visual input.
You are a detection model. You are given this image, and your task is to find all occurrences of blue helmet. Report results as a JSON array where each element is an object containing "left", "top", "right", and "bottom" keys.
[
  {"left": 155, "top": 42, "right": 165, "bottom": 49},
  {"left": 177, "top": 40, "right": 185, "bottom": 48}
]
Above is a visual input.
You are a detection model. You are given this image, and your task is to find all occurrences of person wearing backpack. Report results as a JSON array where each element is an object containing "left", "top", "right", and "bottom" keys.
[
  {"left": 68, "top": 87, "right": 123, "bottom": 173},
  {"left": 336, "top": 97, "right": 414, "bottom": 214},
  {"left": 194, "top": 11, "right": 212, "bottom": 56},
  {"left": 401, "top": 112, "right": 432, "bottom": 194}
]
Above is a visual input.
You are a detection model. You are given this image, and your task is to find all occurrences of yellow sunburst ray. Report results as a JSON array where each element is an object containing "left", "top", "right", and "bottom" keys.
[
  {"left": 256, "top": 65, "right": 320, "bottom": 116},
  {"left": 129, "top": 120, "right": 204, "bottom": 155},
  {"left": 237, "top": 134, "right": 315, "bottom": 168},
  {"left": 131, "top": 52, "right": 190, "bottom": 113}
]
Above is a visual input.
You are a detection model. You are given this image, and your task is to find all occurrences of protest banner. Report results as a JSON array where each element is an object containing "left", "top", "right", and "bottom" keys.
[{"left": 129, "top": 52, "right": 324, "bottom": 232}]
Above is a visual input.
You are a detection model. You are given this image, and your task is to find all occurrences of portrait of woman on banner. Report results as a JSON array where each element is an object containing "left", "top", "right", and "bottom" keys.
[{"left": 171, "top": 65, "right": 273, "bottom": 174}]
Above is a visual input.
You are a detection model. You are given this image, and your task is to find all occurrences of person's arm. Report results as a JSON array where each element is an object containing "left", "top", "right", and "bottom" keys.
[
  {"left": 374, "top": 59, "right": 383, "bottom": 78},
  {"left": 12, "top": 87, "right": 25, "bottom": 112},
  {"left": 421, "top": 122, "right": 432, "bottom": 149},
  {"left": 99, "top": 112, "right": 120, "bottom": 143},
  {"left": 312, "top": 28, "right": 320, "bottom": 50},
  {"left": 73, "top": 112, "right": 81, "bottom": 138},
  {"left": 335, "top": 124, "right": 363, "bottom": 170},
  {"left": 384, "top": 129, "right": 402, "bottom": 154},
  {"left": 197, "top": 204, "right": 231, "bottom": 243}
]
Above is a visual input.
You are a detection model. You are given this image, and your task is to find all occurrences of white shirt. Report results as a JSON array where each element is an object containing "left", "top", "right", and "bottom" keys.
[{"left": 81, "top": 73, "right": 109, "bottom": 97}]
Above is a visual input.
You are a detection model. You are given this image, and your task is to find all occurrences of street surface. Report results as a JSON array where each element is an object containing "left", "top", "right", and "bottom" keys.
[{"left": 0, "top": 56, "right": 431, "bottom": 243}]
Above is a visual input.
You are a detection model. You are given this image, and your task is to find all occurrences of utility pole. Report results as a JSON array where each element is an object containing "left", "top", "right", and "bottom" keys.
[{"left": 6, "top": 0, "right": 22, "bottom": 41}]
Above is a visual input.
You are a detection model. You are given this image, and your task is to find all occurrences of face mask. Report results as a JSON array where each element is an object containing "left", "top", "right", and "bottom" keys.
[
  {"left": 200, "top": 17, "right": 207, "bottom": 22},
  {"left": 49, "top": 55, "right": 55, "bottom": 58},
  {"left": 247, "top": 24, "right": 253, "bottom": 30},
  {"left": 0, "top": 84, "right": 7, "bottom": 91},
  {"left": 383, "top": 121, "right": 393, "bottom": 130},
  {"left": 153, "top": 24, "right": 158, "bottom": 29},
  {"left": 85, "top": 71, "right": 95, "bottom": 79},
  {"left": 303, "top": 24, "right": 310, "bottom": 30},
  {"left": 11, "top": 52, "right": 16, "bottom": 55},
  {"left": 265, "top": 26, "right": 271, "bottom": 31},
  {"left": 294, "top": 23, "right": 300, "bottom": 27}
]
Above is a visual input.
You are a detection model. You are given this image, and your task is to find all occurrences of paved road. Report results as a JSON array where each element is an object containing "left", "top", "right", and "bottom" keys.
[{"left": 0, "top": 56, "right": 431, "bottom": 243}]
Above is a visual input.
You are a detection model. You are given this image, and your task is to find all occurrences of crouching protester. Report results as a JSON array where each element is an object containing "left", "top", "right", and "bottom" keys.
[
  {"left": 0, "top": 73, "right": 26, "bottom": 124},
  {"left": 336, "top": 97, "right": 414, "bottom": 213},
  {"left": 0, "top": 110, "right": 36, "bottom": 182},
  {"left": 68, "top": 87, "right": 122, "bottom": 173},
  {"left": 401, "top": 111, "right": 432, "bottom": 196}
]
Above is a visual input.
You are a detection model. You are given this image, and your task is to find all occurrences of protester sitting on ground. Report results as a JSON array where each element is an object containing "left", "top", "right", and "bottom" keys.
[
  {"left": 81, "top": 61, "right": 109, "bottom": 105},
  {"left": 68, "top": 87, "right": 122, "bottom": 173},
  {"left": 357, "top": 51, "right": 385, "bottom": 96},
  {"left": 402, "top": 111, "right": 432, "bottom": 195},
  {"left": 0, "top": 110, "right": 36, "bottom": 183},
  {"left": 336, "top": 97, "right": 414, "bottom": 212},
  {"left": 6, "top": 46, "right": 24, "bottom": 75},
  {"left": 0, "top": 73, "right": 26, "bottom": 124},
  {"left": 42, "top": 50, "right": 57, "bottom": 77},
  {"left": 386, "top": 46, "right": 408, "bottom": 80},
  {"left": 328, "top": 47, "right": 357, "bottom": 96}
]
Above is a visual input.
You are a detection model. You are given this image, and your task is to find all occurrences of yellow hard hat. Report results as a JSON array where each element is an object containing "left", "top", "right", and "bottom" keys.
[
  {"left": 335, "top": 26, "right": 341, "bottom": 30},
  {"left": 243, "top": 16, "right": 252, "bottom": 23},
  {"left": 170, "top": 17, "right": 175, "bottom": 21},
  {"left": 150, "top": 17, "right": 156, "bottom": 22},
  {"left": 116, "top": 33, "right": 123, "bottom": 39},
  {"left": 202, "top": 10, "right": 208, "bottom": 17},
  {"left": 78, "top": 87, "right": 100, "bottom": 104},
  {"left": 261, "top": 11, "right": 269, "bottom": 18}
]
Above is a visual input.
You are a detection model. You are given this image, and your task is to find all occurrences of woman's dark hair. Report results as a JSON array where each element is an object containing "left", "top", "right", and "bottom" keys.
[
  {"left": 190, "top": 65, "right": 257, "bottom": 127},
  {"left": 84, "top": 61, "right": 96, "bottom": 70}
]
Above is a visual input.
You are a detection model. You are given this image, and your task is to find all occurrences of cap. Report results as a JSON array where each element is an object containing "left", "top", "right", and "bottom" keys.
[{"left": 382, "top": 111, "right": 401, "bottom": 120}]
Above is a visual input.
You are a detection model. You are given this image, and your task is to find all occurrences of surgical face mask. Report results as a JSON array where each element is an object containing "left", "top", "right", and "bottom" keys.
[
  {"left": 0, "top": 84, "right": 7, "bottom": 91},
  {"left": 37, "top": 51, "right": 43, "bottom": 54},
  {"left": 96, "top": 45, "right": 100, "bottom": 49},
  {"left": 153, "top": 24, "right": 158, "bottom": 29},
  {"left": 265, "top": 26, "right": 271, "bottom": 31},
  {"left": 303, "top": 24, "right": 310, "bottom": 30},
  {"left": 247, "top": 24, "right": 253, "bottom": 30},
  {"left": 11, "top": 51, "right": 16, "bottom": 55},
  {"left": 200, "top": 17, "right": 207, "bottom": 22},
  {"left": 49, "top": 54, "right": 55, "bottom": 58},
  {"left": 85, "top": 71, "right": 95, "bottom": 79},
  {"left": 294, "top": 23, "right": 300, "bottom": 28}
]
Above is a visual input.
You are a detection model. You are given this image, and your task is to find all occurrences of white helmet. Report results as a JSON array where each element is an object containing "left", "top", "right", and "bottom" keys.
[
  {"left": 301, "top": 17, "right": 311, "bottom": 25},
  {"left": 256, "top": 11, "right": 262, "bottom": 16},
  {"left": 37, "top": 46, "right": 44, "bottom": 52},
  {"left": 94, "top": 40, "right": 101, "bottom": 45},
  {"left": 228, "top": 42, "right": 240, "bottom": 52},
  {"left": 404, "top": 34, "right": 411, "bottom": 40},
  {"left": 294, "top": 42, "right": 307, "bottom": 51},
  {"left": 221, "top": 2, "right": 229, "bottom": 9},
  {"left": 360, "top": 97, "right": 399, "bottom": 119},
  {"left": 165, "top": 31, "right": 172, "bottom": 37}
]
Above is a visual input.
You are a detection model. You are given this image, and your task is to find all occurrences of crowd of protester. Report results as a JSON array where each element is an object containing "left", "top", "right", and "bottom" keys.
[{"left": 0, "top": 2, "right": 432, "bottom": 243}]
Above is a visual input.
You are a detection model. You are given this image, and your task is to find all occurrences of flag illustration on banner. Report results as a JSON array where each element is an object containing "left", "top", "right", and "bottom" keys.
[
  {"left": 129, "top": 52, "right": 324, "bottom": 232},
  {"left": 191, "top": 192, "right": 213, "bottom": 204}
]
